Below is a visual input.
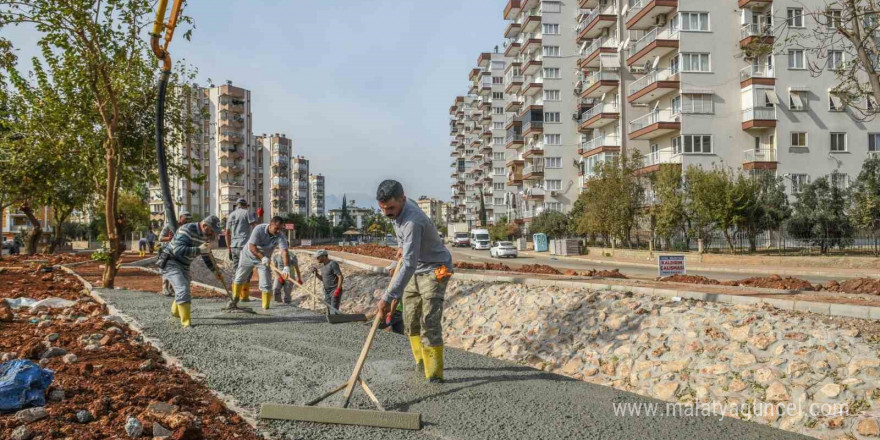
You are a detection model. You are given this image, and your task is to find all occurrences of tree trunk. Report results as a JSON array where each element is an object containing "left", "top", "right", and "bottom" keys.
[
  {"left": 47, "top": 209, "right": 72, "bottom": 254},
  {"left": 102, "top": 139, "right": 121, "bottom": 288},
  {"left": 723, "top": 229, "right": 735, "bottom": 253},
  {"left": 20, "top": 205, "right": 43, "bottom": 255}
]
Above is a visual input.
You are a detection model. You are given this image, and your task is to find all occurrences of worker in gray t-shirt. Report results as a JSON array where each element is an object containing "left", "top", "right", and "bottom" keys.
[
  {"left": 224, "top": 198, "right": 257, "bottom": 276},
  {"left": 232, "top": 216, "right": 290, "bottom": 310},
  {"left": 313, "top": 250, "right": 344, "bottom": 314}
]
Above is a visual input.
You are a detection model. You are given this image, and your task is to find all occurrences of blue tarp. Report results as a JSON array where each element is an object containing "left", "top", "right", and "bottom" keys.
[{"left": 0, "top": 359, "right": 54, "bottom": 412}]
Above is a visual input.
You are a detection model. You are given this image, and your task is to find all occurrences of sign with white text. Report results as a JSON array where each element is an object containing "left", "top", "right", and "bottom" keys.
[{"left": 658, "top": 255, "right": 686, "bottom": 277}]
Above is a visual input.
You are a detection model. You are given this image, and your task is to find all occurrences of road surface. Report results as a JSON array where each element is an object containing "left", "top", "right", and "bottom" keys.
[{"left": 449, "top": 246, "right": 843, "bottom": 284}]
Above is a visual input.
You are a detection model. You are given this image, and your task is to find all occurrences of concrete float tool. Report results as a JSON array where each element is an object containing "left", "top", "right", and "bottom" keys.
[
  {"left": 259, "top": 260, "right": 421, "bottom": 430},
  {"left": 207, "top": 251, "right": 255, "bottom": 314},
  {"left": 269, "top": 262, "right": 366, "bottom": 324}
]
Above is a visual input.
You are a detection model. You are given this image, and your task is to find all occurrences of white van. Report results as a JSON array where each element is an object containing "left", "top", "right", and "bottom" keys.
[{"left": 470, "top": 229, "right": 491, "bottom": 250}]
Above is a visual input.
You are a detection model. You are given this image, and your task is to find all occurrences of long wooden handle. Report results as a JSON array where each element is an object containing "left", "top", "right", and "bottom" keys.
[{"left": 341, "top": 258, "right": 402, "bottom": 408}]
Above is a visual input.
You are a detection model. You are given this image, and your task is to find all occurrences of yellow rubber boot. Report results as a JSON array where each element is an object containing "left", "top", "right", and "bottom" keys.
[
  {"left": 171, "top": 301, "right": 179, "bottom": 317},
  {"left": 178, "top": 302, "right": 192, "bottom": 327},
  {"left": 408, "top": 336, "right": 424, "bottom": 366},
  {"left": 240, "top": 286, "right": 251, "bottom": 302},
  {"left": 261, "top": 291, "right": 271, "bottom": 310},
  {"left": 231, "top": 283, "right": 242, "bottom": 303},
  {"left": 422, "top": 345, "right": 444, "bottom": 383}
]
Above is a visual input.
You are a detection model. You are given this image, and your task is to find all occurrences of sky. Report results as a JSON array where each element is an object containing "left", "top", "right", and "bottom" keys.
[{"left": 3, "top": 0, "right": 508, "bottom": 210}]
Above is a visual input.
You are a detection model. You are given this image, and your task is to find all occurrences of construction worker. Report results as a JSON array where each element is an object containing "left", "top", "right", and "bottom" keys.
[
  {"left": 159, "top": 211, "right": 193, "bottom": 297},
  {"left": 272, "top": 247, "right": 302, "bottom": 304},
  {"left": 232, "top": 216, "right": 290, "bottom": 310},
  {"left": 137, "top": 236, "right": 148, "bottom": 257},
  {"left": 313, "top": 250, "right": 344, "bottom": 313},
  {"left": 159, "top": 215, "right": 221, "bottom": 329},
  {"left": 146, "top": 228, "right": 157, "bottom": 254},
  {"left": 374, "top": 180, "right": 453, "bottom": 383},
  {"left": 225, "top": 198, "right": 258, "bottom": 302}
]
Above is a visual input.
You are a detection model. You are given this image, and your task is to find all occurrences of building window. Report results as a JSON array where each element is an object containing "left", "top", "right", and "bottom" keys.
[
  {"left": 492, "top": 92, "right": 504, "bottom": 100},
  {"left": 542, "top": 1, "right": 562, "bottom": 13},
  {"left": 543, "top": 67, "right": 561, "bottom": 79},
  {"left": 493, "top": 182, "right": 505, "bottom": 190},
  {"left": 544, "top": 157, "right": 562, "bottom": 169},
  {"left": 545, "top": 202, "right": 563, "bottom": 212},
  {"left": 491, "top": 61, "right": 505, "bottom": 70},
  {"left": 672, "top": 95, "right": 682, "bottom": 114},
  {"left": 494, "top": 197, "right": 505, "bottom": 205},
  {"left": 828, "top": 50, "right": 844, "bottom": 70},
  {"left": 543, "top": 89, "right": 561, "bottom": 101},
  {"left": 830, "top": 132, "right": 847, "bottom": 152},
  {"left": 681, "top": 94, "right": 713, "bottom": 114},
  {"left": 829, "top": 93, "right": 845, "bottom": 112},
  {"left": 494, "top": 167, "right": 505, "bottom": 176},
  {"left": 544, "top": 134, "right": 561, "bottom": 145},
  {"left": 492, "top": 76, "right": 503, "bottom": 84},
  {"left": 791, "top": 174, "right": 809, "bottom": 194},
  {"left": 680, "top": 53, "right": 710, "bottom": 72},
  {"left": 791, "top": 132, "right": 807, "bottom": 147},
  {"left": 493, "top": 137, "right": 504, "bottom": 145},
  {"left": 831, "top": 172, "right": 849, "bottom": 189},
  {"left": 681, "top": 135, "right": 712, "bottom": 154},
  {"left": 493, "top": 106, "right": 504, "bottom": 114},
  {"left": 542, "top": 23, "right": 559, "bottom": 35},
  {"left": 678, "top": 12, "right": 709, "bottom": 31},
  {"left": 787, "top": 8, "right": 804, "bottom": 27},
  {"left": 826, "top": 9, "right": 842, "bottom": 29},
  {"left": 493, "top": 121, "right": 504, "bottom": 130},
  {"left": 544, "top": 112, "right": 560, "bottom": 123},
  {"left": 788, "top": 49, "right": 805, "bottom": 69},
  {"left": 789, "top": 90, "right": 807, "bottom": 111},
  {"left": 542, "top": 46, "right": 561, "bottom": 57},
  {"left": 493, "top": 152, "right": 505, "bottom": 160},
  {"left": 545, "top": 179, "right": 562, "bottom": 190}
]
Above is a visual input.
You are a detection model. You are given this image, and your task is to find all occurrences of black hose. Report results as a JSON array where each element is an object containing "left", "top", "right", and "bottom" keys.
[{"left": 155, "top": 69, "right": 178, "bottom": 232}]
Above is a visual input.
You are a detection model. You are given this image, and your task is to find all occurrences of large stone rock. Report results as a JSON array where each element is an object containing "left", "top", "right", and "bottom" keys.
[
  {"left": 731, "top": 351, "right": 757, "bottom": 368},
  {"left": 730, "top": 325, "right": 750, "bottom": 341},
  {"left": 125, "top": 417, "right": 143, "bottom": 438},
  {"left": 560, "top": 358, "right": 583, "bottom": 376},
  {"left": 10, "top": 426, "right": 32, "bottom": 440},
  {"left": 652, "top": 382, "right": 678, "bottom": 401},
  {"left": 748, "top": 333, "right": 776, "bottom": 350},
  {"left": 819, "top": 383, "right": 842, "bottom": 398},
  {"left": 857, "top": 418, "right": 880, "bottom": 437},
  {"left": 40, "top": 347, "right": 67, "bottom": 359},
  {"left": 15, "top": 407, "right": 48, "bottom": 423},
  {"left": 765, "top": 382, "right": 790, "bottom": 402}
]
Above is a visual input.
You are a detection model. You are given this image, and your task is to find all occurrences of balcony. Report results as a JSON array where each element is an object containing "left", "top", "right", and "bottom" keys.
[
  {"left": 521, "top": 107, "right": 544, "bottom": 136},
  {"left": 523, "top": 162, "right": 544, "bottom": 180},
  {"left": 507, "top": 170, "right": 523, "bottom": 186},
  {"left": 480, "top": 144, "right": 493, "bottom": 155},
  {"left": 581, "top": 70, "right": 620, "bottom": 99},
  {"left": 477, "top": 52, "right": 492, "bottom": 68},
  {"left": 627, "top": 68, "right": 680, "bottom": 103},
  {"left": 742, "top": 107, "right": 777, "bottom": 130},
  {"left": 505, "top": 98, "right": 524, "bottom": 113},
  {"left": 522, "top": 145, "right": 544, "bottom": 159},
  {"left": 577, "top": 3, "right": 617, "bottom": 41},
  {"left": 504, "top": 41, "right": 522, "bottom": 58},
  {"left": 506, "top": 154, "right": 525, "bottom": 167},
  {"left": 505, "top": 74, "right": 524, "bottom": 94},
  {"left": 220, "top": 133, "right": 244, "bottom": 143},
  {"left": 523, "top": 187, "right": 545, "bottom": 201},
  {"left": 522, "top": 56, "right": 543, "bottom": 76},
  {"left": 740, "top": 23, "right": 774, "bottom": 48},
  {"left": 626, "top": 27, "right": 679, "bottom": 66},
  {"left": 740, "top": 65, "right": 775, "bottom": 87},
  {"left": 626, "top": 0, "right": 678, "bottom": 30},
  {"left": 578, "top": 36, "right": 618, "bottom": 69},
  {"left": 505, "top": 114, "right": 522, "bottom": 131},
  {"left": 522, "top": 78, "right": 543, "bottom": 97},
  {"left": 579, "top": 0, "right": 599, "bottom": 7},
  {"left": 504, "top": 0, "right": 522, "bottom": 20},
  {"left": 635, "top": 150, "right": 682, "bottom": 175},
  {"left": 743, "top": 148, "right": 777, "bottom": 171},
  {"left": 219, "top": 101, "right": 244, "bottom": 113},
  {"left": 579, "top": 135, "right": 621, "bottom": 157},
  {"left": 523, "top": 12, "right": 541, "bottom": 33},
  {"left": 739, "top": 0, "right": 772, "bottom": 9},
  {"left": 628, "top": 109, "right": 680, "bottom": 140},
  {"left": 578, "top": 103, "right": 620, "bottom": 131},
  {"left": 505, "top": 131, "right": 524, "bottom": 149},
  {"left": 505, "top": 22, "right": 522, "bottom": 38}
]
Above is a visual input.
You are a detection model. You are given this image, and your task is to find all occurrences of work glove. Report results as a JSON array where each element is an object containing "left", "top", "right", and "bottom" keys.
[
  {"left": 282, "top": 267, "right": 290, "bottom": 278},
  {"left": 297, "top": 276, "right": 303, "bottom": 285},
  {"left": 198, "top": 243, "right": 211, "bottom": 255},
  {"left": 261, "top": 257, "right": 269, "bottom": 266},
  {"left": 278, "top": 277, "right": 284, "bottom": 284},
  {"left": 333, "top": 287, "right": 342, "bottom": 298}
]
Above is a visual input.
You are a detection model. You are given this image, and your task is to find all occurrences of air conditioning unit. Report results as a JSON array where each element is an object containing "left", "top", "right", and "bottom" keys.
[
  {"left": 631, "top": 65, "right": 647, "bottom": 74},
  {"left": 550, "top": 191, "right": 559, "bottom": 197},
  {"left": 572, "top": 113, "right": 581, "bottom": 120}
]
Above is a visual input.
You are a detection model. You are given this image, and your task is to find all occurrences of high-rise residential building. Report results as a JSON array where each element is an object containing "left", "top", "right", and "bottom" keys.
[
  {"left": 208, "top": 81, "right": 260, "bottom": 218},
  {"left": 257, "top": 133, "right": 292, "bottom": 219},
  {"left": 416, "top": 196, "right": 447, "bottom": 225},
  {"left": 291, "top": 156, "right": 310, "bottom": 217},
  {"left": 503, "top": 0, "right": 582, "bottom": 229},
  {"left": 449, "top": 95, "right": 479, "bottom": 227},
  {"left": 309, "top": 174, "right": 326, "bottom": 217}
]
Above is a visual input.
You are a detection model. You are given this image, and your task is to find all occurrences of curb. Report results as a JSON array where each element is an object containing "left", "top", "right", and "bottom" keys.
[{"left": 57, "top": 264, "right": 265, "bottom": 434}]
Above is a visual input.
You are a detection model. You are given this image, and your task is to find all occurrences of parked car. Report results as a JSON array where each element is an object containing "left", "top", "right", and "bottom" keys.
[
  {"left": 470, "top": 229, "right": 491, "bottom": 250},
  {"left": 490, "top": 241, "right": 518, "bottom": 258},
  {"left": 452, "top": 232, "right": 470, "bottom": 248}
]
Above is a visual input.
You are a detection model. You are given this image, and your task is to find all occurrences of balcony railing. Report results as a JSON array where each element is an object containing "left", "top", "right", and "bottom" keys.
[
  {"left": 584, "top": 70, "right": 620, "bottom": 88},
  {"left": 629, "top": 109, "right": 677, "bottom": 133},
  {"left": 643, "top": 150, "right": 682, "bottom": 168},
  {"left": 741, "top": 23, "right": 772, "bottom": 39},
  {"left": 580, "top": 103, "right": 619, "bottom": 124},
  {"left": 625, "top": 0, "right": 649, "bottom": 22},
  {"left": 578, "top": 2, "right": 616, "bottom": 33},
  {"left": 629, "top": 68, "right": 677, "bottom": 95},
  {"left": 581, "top": 135, "right": 621, "bottom": 152},
  {"left": 627, "top": 26, "right": 678, "bottom": 58},
  {"left": 743, "top": 148, "right": 776, "bottom": 162},
  {"left": 742, "top": 107, "right": 777, "bottom": 122},
  {"left": 740, "top": 65, "right": 774, "bottom": 81},
  {"left": 583, "top": 36, "right": 618, "bottom": 57}
]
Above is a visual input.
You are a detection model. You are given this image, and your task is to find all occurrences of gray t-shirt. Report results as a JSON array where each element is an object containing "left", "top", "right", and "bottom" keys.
[
  {"left": 243, "top": 224, "right": 288, "bottom": 260},
  {"left": 271, "top": 249, "right": 298, "bottom": 270},
  {"left": 320, "top": 261, "right": 342, "bottom": 295},
  {"left": 226, "top": 207, "right": 254, "bottom": 247}
]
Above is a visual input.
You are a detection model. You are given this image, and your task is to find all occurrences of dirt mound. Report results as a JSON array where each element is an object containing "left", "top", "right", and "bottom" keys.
[
  {"left": 455, "top": 262, "right": 513, "bottom": 272},
  {"left": 727, "top": 275, "right": 817, "bottom": 291},
  {"left": 822, "top": 278, "right": 880, "bottom": 295},
  {"left": 516, "top": 264, "right": 562, "bottom": 275},
  {"left": 0, "top": 269, "right": 261, "bottom": 439},
  {"left": 589, "top": 269, "right": 628, "bottom": 279},
  {"left": 659, "top": 274, "right": 721, "bottom": 285},
  {"left": 0, "top": 253, "right": 91, "bottom": 267},
  {"left": 301, "top": 244, "right": 397, "bottom": 260}
]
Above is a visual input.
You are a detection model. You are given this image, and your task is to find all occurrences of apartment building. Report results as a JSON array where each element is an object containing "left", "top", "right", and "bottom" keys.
[
  {"left": 503, "top": 0, "right": 582, "bottom": 229},
  {"left": 416, "top": 196, "right": 446, "bottom": 225},
  {"left": 291, "top": 156, "right": 310, "bottom": 217},
  {"left": 1, "top": 206, "right": 54, "bottom": 241},
  {"left": 256, "top": 133, "right": 292, "bottom": 219},
  {"left": 449, "top": 95, "right": 479, "bottom": 227},
  {"left": 309, "top": 174, "right": 326, "bottom": 217}
]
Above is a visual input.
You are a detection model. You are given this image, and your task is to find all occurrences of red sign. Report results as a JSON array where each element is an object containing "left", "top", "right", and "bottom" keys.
[{"left": 284, "top": 223, "right": 295, "bottom": 230}]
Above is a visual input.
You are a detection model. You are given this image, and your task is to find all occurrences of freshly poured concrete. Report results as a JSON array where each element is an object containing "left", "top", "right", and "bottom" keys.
[{"left": 96, "top": 289, "right": 811, "bottom": 440}]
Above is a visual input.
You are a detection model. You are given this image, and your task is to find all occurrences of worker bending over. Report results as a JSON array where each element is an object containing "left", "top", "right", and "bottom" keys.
[
  {"left": 375, "top": 180, "right": 453, "bottom": 383},
  {"left": 232, "top": 216, "right": 290, "bottom": 310},
  {"left": 158, "top": 215, "right": 221, "bottom": 328},
  {"left": 225, "top": 198, "right": 258, "bottom": 302},
  {"left": 159, "top": 211, "right": 193, "bottom": 297},
  {"left": 313, "top": 250, "right": 344, "bottom": 313},
  {"left": 272, "top": 248, "right": 302, "bottom": 304},
  {"left": 137, "top": 236, "right": 148, "bottom": 257}
]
